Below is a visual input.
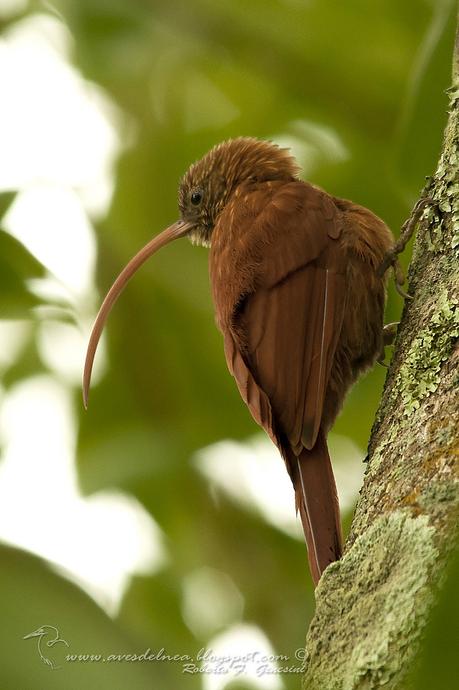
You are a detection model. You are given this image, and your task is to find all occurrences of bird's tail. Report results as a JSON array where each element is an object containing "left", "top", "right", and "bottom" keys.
[{"left": 289, "top": 431, "right": 342, "bottom": 586}]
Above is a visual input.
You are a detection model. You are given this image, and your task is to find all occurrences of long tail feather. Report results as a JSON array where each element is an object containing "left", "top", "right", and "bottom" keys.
[{"left": 290, "top": 431, "right": 342, "bottom": 586}]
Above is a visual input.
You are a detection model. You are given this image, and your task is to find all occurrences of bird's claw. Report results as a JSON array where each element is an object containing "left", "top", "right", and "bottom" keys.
[
  {"left": 393, "top": 258, "right": 413, "bottom": 299},
  {"left": 383, "top": 321, "right": 399, "bottom": 345},
  {"left": 395, "top": 281, "right": 412, "bottom": 300},
  {"left": 378, "top": 321, "right": 400, "bottom": 366},
  {"left": 378, "top": 252, "right": 412, "bottom": 299}
]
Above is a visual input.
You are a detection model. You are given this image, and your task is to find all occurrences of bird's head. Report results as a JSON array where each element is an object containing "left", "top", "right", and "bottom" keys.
[
  {"left": 83, "top": 137, "right": 299, "bottom": 406},
  {"left": 179, "top": 137, "right": 300, "bottom": 247},
  {"left": 23, "top": 625, "right": 54, "bottom": 640},
  {"left": 23, "top": 626, "right": 44, "bottom": 640}
]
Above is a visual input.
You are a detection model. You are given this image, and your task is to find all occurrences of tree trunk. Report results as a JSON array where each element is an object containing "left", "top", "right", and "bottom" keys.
[{"left": 302, "top": 22, "right": 459, "bottom": 690}]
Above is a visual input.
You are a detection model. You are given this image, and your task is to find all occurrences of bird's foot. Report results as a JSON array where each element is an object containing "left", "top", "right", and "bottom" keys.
[
  {"left": 377, "top": 322, "right": 400, "bottom": 367},
  {"left": 378, "top": 197, "right": 434, "bottom": 299}
]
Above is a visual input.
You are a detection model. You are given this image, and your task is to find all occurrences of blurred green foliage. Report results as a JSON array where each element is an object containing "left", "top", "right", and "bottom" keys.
[
  {"left": 0, "top": 543, "right": 161, "bottom": 688},
  {"left": 0, "top": 1, "right": 456, "bottom": 689},
  {"left": 404, "top": 533, "right": 459, "bottom": 690},
  {"left": 0, "top": 192, "right": 43, "bottom": 316}
]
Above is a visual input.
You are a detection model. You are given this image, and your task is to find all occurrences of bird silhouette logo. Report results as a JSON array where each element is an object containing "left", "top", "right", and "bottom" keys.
[{"left": 23, "top": 625, "right": 69, "bottom": 670}]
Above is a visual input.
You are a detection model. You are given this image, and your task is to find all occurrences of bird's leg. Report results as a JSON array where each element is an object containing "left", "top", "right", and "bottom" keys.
[
  {"left": 378, "top": 197, "right": 434, "bottom": 298},
  {"left": 377, "top": 321, "right": 400, "bottom": 367},
  {"left": 377, "top": 197, "right": 434, "bottom": 364}
]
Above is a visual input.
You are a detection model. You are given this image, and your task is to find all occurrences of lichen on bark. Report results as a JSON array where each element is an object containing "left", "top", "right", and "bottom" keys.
[
  {"left": 393, "top": 290, "right": 458, "bottom": 415},
  {"left": 302, "top": 22, "right": 459, "bottom": 690},
  {"left": 304, "top": 513, "right": 437, "bottom": 690}
]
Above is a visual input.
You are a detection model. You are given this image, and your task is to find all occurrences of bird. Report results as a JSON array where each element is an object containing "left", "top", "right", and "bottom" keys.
[
  {"left": 83, "top": 137, "right": 394, "bottom": 586},
  {"left": 23, "top": 624, "right": 69, "bottom": 670}
]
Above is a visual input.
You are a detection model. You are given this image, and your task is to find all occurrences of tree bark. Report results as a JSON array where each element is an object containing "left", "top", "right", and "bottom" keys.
[{"left": 302, "top": 21, "right": 459, "bottom": 690}]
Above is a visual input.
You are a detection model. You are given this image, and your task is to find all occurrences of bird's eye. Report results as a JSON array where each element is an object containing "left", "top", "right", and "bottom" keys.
[{"left": 191, "top": 191, "right": 202, "bottom": 206}]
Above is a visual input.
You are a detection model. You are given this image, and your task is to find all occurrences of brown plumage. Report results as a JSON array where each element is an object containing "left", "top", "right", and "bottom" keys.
[{"left": 83, "top": 137, "right": 394, "bottom": 586}]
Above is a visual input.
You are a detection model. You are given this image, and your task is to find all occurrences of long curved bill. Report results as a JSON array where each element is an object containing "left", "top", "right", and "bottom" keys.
[{"left": 83, "top": 220, "right": 192, "bottom": 408}]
